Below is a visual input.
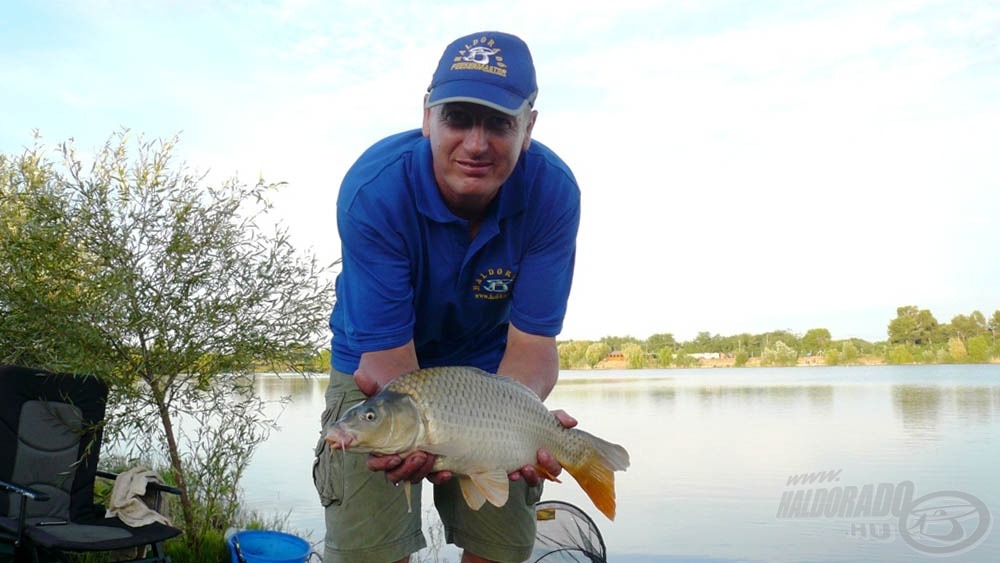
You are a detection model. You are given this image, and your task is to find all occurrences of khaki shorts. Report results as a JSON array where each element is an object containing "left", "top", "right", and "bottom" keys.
[{"left": 313, "top": 369, "right": 542, "bottom": 562}]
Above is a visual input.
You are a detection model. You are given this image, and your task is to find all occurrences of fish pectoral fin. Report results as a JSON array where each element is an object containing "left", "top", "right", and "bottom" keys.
[
  {"left": 422, "top": 442, "right": 464, "bottom": 458},
  {"left": 467, "top": 470, "right": 510, "bottom": 509},
  {"left": 420, "top": 444, "right": 464, "bottom": 457}
]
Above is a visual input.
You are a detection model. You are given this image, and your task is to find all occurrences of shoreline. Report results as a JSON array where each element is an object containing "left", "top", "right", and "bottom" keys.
[{"left": 590, "top": 355, "right": 999, "bottom": 370}]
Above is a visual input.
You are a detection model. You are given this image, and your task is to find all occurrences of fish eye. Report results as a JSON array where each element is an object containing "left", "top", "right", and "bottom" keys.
[{"left": 362, "top": 408, "right": 377, "bottom": 422}]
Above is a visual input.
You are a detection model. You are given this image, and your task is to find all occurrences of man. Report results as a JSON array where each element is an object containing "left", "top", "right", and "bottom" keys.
[{"left": 314, "top": 31, "right": 581, "bottom": 563}]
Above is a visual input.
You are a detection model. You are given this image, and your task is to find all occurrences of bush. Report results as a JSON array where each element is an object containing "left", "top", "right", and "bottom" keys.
[
  {"left": 825, "top": 348, "right": 841, "bottom": 366},
  {"left": 1, "top": 131, "right": 333, "bottom": 554},
  {"left": 761, "top": 341, "right": 797, "bottom": 367},
  {"left": 967, "top": 335, "right": 991, "bottom": 363},
  {"left": 731, "top": 350, "right": 748, "bottom": 367},
  {"left": 887, "top": 345, "right": 913, "bottom": 365}
]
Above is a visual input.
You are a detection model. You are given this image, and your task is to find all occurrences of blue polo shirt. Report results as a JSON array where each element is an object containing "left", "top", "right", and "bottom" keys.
[{"left": 329, "top": 129, "right": 580, "bottom": 374}]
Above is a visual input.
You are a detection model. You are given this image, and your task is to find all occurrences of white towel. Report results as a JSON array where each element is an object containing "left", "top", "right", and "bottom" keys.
[{"left": 105, "top": 467, "right": 173, "bottom": 527}]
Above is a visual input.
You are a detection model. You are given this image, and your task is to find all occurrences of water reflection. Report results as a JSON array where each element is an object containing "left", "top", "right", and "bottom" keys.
[
  {"left": 892, "top": 385, "right": 942, "bottom": 432},
  {"left": 552, "top": 380, "right": 676, "bottom": 406},
  {"left": 254, "top": 374, "right": 294, "bottom": 396},
  {"left": 892, "top": 384, "right": 1000, "bottom": 439},
  {"left": 954, "top": 386, "right": 995, "bottom": 425},
  {"left": 254, "top": 373, "right": 327, "bottom": 402},
  {"left": 695, "top": 385, "right": 834, "bottom": 410}
]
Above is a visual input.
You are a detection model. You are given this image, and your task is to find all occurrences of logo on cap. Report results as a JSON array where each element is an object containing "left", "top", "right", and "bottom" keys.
[
  {"left": 427, "top": 31, "right": 536, "bottom": 115},
  {"left": 452, "top": 37, "right": 508, "bottom": 78}
]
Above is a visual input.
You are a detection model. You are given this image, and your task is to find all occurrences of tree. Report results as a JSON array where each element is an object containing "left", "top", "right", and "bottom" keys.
[
  {"left": 888, "top": 306, "right": 939, "bottom": 346},
  {"left": 887, "top": 345, "right": 914, "bottom": 364},
  {"left": 966, "top": 335, "right": 991, "bottom": 363},
  {"left": 762, "top": 330, "right": 800, "bottom": 352},
  {"left": 585, "top": 341, "right": 611, "bottom": 367},
  {"left": 731, "top": 333, "right": 754, "bottom": 355},
  {"left": 733, "top": 349, "right": 749, "bottom": 366},
  {"left": 989, "top": 310, "right": 1000, "bottom": 338},
  {"left": 621, "top": 343, "right": 647, "bottom": 369},
  {"left": 690, "top": 331, "right": 715, "bottom": 352},
  {"left": 558, "top": 340, "right": 590, "bottom": 369},
  {"left": 0, "top": 131, "right": 334, "bottom": 551},
  {"left": 841, "top": 341, "right": 859, "bottom": 364},
  {"left": 946, "top": 337, "right": 968, "bottom": 363},
  {"left": 800, "top": 328, "right": 832, "bottom": 355},
  {"left": 949, "top": 312, "right": 987, "bottom": 341},
  {"left": 674, "top": 350, "right": 696, "bottom": 367},
  {"left": 600, "top": 335, "right": 640, "bottom": 351},
  {"left": 824, "top": 348, "right": 841, "bottom": 366},
  {"left": 761, "top": 341, "right": 797, "bottom": 367},
  {"left": 645, "top": 332, "right": 675, "bottom": 352},
  {"left": 655, "top": 346, "right": 673, "bottom": 367}
]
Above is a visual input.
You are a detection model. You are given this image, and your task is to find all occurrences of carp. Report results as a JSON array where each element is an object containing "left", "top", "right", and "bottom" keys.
[{"left": 325, "top": 366, "right": 630, "bottom": 520}]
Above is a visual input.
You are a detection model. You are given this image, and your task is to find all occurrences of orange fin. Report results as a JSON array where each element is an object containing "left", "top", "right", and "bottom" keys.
[
  {"left": 561, "top": 431, "right": 630, "bottom": 521},
  {"left": 535, "top": 464, "right": 562, "bottom": 484}
]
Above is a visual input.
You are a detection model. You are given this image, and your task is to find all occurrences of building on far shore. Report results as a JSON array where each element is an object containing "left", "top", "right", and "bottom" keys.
[{"left": 689, "top": 352, "right": 722, "bottom": 361}]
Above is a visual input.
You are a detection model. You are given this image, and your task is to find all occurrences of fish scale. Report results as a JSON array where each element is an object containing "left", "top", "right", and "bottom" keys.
[{"left": 396, "top": 367, "right": 555, "bottom": 471}]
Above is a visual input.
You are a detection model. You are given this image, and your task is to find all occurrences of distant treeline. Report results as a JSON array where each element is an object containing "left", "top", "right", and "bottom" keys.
[
  {"left": 557, "top": 305, "right": 1000, "bottom": 369},
  {"left": 295, "top": 305, "right": 1000, "bottom": 372}
]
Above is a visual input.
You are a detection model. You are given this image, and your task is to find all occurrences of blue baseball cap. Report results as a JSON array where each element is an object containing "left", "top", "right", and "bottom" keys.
[{"left": 425, "top": 31, "right": 538, "bottom": 116}]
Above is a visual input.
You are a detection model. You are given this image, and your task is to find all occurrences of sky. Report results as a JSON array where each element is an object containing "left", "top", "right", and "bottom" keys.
[{"left": 3, "top": 0, "right": 998, "bottom": 343}]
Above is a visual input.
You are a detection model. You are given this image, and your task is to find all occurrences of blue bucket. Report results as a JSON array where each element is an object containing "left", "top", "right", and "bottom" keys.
[{"left": 228, "top": 530, "right": 310, "bottom": 563}]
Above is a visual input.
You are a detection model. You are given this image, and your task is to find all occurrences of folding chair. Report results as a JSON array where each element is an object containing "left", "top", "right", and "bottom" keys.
[
  {"left": 531, "top": 500, "right": 608, "bottom": 562},
  {"left": 0, "top": 365, "right": 182, "bottom": 562}
]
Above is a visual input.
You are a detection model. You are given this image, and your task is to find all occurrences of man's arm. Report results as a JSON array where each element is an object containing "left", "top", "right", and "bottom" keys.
[
  {"left": 498, "top": 323, "right": 577, "bottom": 485},
  {"left": 354, "top": 341, "right": 440, "bottom": 483},
  {"left": 353, "top": 340, "right": 419, "bottom": 396},
  {"left": 496, "top": 323, "right": 559, "bottom": 400}
]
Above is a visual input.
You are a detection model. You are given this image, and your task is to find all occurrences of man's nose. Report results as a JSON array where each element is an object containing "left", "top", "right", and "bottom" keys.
[{"left": 462, "top": 123, "right": 489, "bottom": 152}]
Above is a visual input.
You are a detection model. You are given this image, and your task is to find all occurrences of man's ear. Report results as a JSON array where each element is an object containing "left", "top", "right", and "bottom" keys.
[
  {"left": 522, "top": 109, "right": 538, "bottom": 152},
  {"left": 422, "top": 94, "right": 432, "bottom": 138}
]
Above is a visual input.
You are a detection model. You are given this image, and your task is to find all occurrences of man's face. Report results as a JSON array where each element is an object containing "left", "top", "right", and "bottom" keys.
[{"left": 422, "top": 102, "right": 537, "bottom": 219}]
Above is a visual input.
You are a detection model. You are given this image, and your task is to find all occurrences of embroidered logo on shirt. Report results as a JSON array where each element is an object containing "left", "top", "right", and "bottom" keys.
[{"left": 473, "top": 268, "right": 516, "bottom": 301}]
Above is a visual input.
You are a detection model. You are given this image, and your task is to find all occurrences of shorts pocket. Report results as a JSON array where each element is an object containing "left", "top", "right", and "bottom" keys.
[{"left": 313, "top": 392, "right": 347, "bottom": 507}]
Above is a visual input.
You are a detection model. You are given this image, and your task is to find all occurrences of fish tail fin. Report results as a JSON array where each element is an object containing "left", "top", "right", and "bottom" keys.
[{"left": 561, "top": 431, "right": 630, "bottom": 521}]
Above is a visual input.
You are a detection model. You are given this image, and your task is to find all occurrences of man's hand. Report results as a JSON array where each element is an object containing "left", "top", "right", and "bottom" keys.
[
  {"left": 509, "top": 409, "right": 577, "bottom": 486},
  {"left": 354, "top": 342, "right": 420, "bottom": 397},
  {"left": 353, "top": 367, "right": 381, "bottom": 397},
  {"left": 366, "top": 451, "right": 447, "bottom": 485}
]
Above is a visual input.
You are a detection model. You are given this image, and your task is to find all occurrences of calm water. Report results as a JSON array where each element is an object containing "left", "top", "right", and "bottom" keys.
[{"left": 243, "top": 365, "right": 1000, "bottom": 562}]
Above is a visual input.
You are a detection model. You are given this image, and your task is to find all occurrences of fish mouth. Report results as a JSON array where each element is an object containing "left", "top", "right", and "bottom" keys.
[{"left": 325, "top": 427, "right": 355, "bottom": 450}]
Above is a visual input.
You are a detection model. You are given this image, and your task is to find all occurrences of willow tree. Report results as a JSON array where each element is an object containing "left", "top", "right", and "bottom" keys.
[{"left": 0, "top": 131, "right": 334, "bottom": 550}]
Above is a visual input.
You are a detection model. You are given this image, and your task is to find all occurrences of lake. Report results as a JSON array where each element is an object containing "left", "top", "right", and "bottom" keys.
[{"left": 243, "top": 365, "right": 1000, "bottom": 562}]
